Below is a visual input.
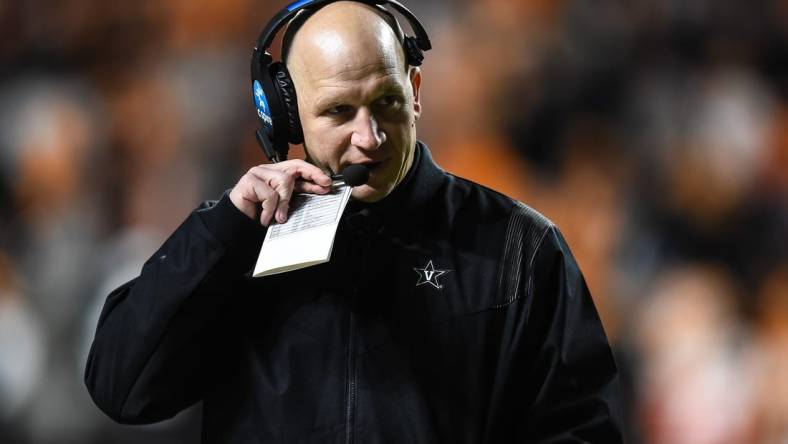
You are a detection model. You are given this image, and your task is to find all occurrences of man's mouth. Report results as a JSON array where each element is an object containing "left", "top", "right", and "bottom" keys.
[{"left": 365, "top": 160, "right": 384, "bottom": 172}]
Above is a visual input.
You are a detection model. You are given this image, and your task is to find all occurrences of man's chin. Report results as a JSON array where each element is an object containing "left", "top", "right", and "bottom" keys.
[{"left": 350, "top": 184, "right": 391, "bottom": 203}]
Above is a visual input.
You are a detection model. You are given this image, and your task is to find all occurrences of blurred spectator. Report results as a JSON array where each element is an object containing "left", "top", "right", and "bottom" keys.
[
  {"left": 0, "top": 75, "right": 107, "bottom": 443},
  {"left": 0, "top": 252, "right": 45, "bottom": 425},
  {"left": 0, "top": 76, "right": 104, "bottom": 331},
  {"left": 635, "top": 265, "right": 756, "bottom": 444}
]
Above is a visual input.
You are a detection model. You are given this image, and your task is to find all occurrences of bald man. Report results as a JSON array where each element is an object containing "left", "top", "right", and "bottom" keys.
[{"left": 85, "top": 2, "right": 623, "bottom": 443}]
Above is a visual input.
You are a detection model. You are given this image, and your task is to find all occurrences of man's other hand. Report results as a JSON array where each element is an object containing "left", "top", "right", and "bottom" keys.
[{"left": 229, "top": 160, "right": 332, "bottom": 226}]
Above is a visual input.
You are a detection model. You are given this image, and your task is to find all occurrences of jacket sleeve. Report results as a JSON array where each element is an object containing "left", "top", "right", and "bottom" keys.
[
  {"left": 84, "top": 193, "right": 265, "bottom": 424},
  {"left": 487, "top": 224, "right": 624, "bottom": 443}
]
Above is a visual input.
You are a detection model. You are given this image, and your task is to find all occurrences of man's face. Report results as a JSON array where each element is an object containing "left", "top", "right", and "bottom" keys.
[{"left": 287, "top": 8, "right": 422, "bottom": 202}]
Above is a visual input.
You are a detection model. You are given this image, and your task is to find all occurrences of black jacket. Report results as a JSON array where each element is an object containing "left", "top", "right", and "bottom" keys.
[{"left": 85, "top": 143, "right": 623, "bottom": 443}]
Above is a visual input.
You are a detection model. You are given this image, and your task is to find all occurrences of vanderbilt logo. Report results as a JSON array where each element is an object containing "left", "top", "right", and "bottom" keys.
[{"left": 413, "top": 260, "right": 450, "bottom": 290}]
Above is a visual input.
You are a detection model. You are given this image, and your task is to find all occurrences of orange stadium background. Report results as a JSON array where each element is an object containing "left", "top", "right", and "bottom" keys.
[{"left": 0, "top": 1, "right": 786, "bottom": 443}]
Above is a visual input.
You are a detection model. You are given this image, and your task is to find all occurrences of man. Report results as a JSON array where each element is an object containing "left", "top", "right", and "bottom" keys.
[{"left": 85, "top": 2, "right": 623, "bottom": 442}]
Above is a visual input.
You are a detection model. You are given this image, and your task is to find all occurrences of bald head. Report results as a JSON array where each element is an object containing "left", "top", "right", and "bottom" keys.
[{"left": 284, "top": 2, "right": 407, "bottom": 83}]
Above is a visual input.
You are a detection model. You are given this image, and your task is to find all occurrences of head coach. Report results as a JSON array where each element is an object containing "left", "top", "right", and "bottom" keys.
[{"left": 84, "top": 1, "right": 624, "bottom": 442}]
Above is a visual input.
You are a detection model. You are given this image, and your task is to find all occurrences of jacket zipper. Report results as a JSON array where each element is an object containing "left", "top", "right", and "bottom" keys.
[
  {"left": 346, "top": 221, "right": 369, "bottom": 444},
  {"left": 345, "top": 304, "right": 357, "bottom": 444}
]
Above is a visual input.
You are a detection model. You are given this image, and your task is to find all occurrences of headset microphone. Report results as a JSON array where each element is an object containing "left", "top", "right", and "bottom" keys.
[{"left": 331, "top": 164, "right": 370, "bottom": 187}]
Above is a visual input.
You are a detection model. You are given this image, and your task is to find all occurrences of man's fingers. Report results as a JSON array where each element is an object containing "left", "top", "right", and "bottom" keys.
[
  {"left": 294, "top": 165, "right": 332, "bottom": 187},
  {"left": 294, "top": 181, "right": 332, "bottom": 194},
  {"left": 275, "top": 198, "right": 289, "bottom": 224},
  {"left": 242, "top": 176, "right": 277, "bottom": 226},
  {"left": 258, "top": 187, "right": 279, "bottom": 227},
  {"left": 274, "top": 160, "right": 332, "bottom": 187},
  {"left": 230, "top": 161, "right": 333, "bottom": 225},
  {"left": 247, "top": 167, "right": 295, "bottom": 224}
]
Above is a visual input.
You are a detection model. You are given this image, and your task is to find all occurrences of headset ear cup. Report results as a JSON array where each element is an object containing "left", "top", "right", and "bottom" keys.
[
  {"left": 253, "top": 50, "right": 288, "bottom": 161},
  {"left": 403, "top": 37, "right": 424, "bottom": 67},
  {"left": 271, "top": 62, "right": 304, "bottom": 145}
]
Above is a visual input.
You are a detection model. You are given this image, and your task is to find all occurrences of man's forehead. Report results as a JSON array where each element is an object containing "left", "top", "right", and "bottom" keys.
[
  {"left": 311, "top": 70, "right": 404, "bottom": 105},
  {"left": 300, "top": 51, "right": 403, "bottom": 85}
]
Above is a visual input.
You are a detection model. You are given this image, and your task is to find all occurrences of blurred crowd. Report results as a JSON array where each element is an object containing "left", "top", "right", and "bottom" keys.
[{"left": 0, "top": 0, "right": 786, "bottom": 443}]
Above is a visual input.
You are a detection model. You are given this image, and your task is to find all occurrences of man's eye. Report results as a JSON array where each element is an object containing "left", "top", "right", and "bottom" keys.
[
  {"left": 326, "top": 105, "right": 353, "bottom": 116},
  {"left": 377, "top": 95, "right": 400, "bottom": 107}
]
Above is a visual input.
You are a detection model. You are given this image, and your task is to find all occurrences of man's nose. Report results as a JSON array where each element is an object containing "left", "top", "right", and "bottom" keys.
[{"left": 350, "top": 108, "right": 386, "bottom": 150}]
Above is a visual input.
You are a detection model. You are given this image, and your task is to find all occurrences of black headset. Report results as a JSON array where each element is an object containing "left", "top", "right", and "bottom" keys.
[{"left": 250, "top": 0, "right": 432, "bottom": 162}]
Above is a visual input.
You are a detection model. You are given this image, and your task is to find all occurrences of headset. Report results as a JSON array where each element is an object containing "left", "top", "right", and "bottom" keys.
[{"left": 250, "top": 0, "right": 432, "bottom": 162}]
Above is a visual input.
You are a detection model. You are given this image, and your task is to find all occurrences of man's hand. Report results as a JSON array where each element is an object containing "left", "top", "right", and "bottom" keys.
[{"left": 229, "top": 160, "right": 332, "bottom": 226}]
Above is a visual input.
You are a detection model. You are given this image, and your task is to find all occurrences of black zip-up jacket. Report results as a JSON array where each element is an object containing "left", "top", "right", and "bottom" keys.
[{"left": 85, "top": 143, "right": 623, "bottom": 443}]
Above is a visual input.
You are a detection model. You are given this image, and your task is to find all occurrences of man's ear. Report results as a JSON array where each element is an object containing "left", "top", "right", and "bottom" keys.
[{"left": 409, "top": 66, "right": 422, "bottom": 121}]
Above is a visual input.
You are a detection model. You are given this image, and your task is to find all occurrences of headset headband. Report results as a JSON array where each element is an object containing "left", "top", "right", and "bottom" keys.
[{"left": 254, "top": 0, "right": 431, "bottom": 54}]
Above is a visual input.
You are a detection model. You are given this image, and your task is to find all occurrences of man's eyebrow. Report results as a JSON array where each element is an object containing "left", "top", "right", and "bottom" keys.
[
  {"left": 314, "top": 96, "right": 346, "bottom": 112},
  {"left": 313, "top": 80, "right": 405, "bottom": 112}
]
